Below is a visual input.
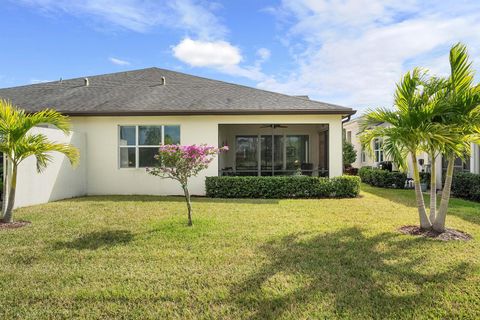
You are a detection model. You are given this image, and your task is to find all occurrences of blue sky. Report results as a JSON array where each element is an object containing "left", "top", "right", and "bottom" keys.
[{"left": 1, "top": 0, "right": 480, "bottom": 113}]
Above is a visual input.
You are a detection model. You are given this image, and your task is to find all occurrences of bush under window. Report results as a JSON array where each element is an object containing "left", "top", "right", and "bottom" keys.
[{"left": 205, "top": 176, "right": 360, "bottom": 199}]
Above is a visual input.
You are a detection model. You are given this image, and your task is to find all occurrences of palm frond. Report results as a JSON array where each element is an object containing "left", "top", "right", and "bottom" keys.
[
  {"left": 25, "top": 109, "right": 72, "bottom": 133},
  {"left": 359, "top": 108, "right": 399, "bottom": 131},
  {"left": 449, "top": 43, "right": 475, "bottom": 94},
  {"left": 14, "top": 133, "right": 79, "bottom": 172}
]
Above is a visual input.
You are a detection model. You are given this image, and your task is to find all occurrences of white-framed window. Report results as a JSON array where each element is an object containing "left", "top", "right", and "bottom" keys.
[
  {"left": 374, "top": 138, "right": 384, "bottom": 162},
  {"left": 346, "top": 131, "right": 352, "bottom": 143},
  {"left": 361, "top": 148, "right": 366, "bottom": 163},
  {"left": 118, "top": 125, "right": 180, "bottom": 168}
]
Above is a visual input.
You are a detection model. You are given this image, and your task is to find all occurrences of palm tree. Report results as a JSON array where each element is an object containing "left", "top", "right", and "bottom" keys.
[
  {"left": 361, "top": 69, "right": 456, "bottom": 229},
  {"left": 419, "top": 76, "right": 450, "bottom": 224},
  {"left": 0, "top": 100, "right": 79, "bottom": 223},
  {"left": 432, "top": 43, "right": 480, "bottom": 232}
]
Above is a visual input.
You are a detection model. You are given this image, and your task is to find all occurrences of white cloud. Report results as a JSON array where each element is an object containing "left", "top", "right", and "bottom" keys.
[
  {"left": 109, "top": 57, "right": 131, "bottom": 66},
  {"left": 15, "top": 0, "right": 226, "bottom": 39},
  {"left": 170, "top": 0, "right": 227, "bottom": 40},
  {"left": 172, "top": 38, "right": 241, "bottom": 67},
  {"left": 261, "top": 0, "right": 480, "bottom": 113},
  {"left": 172, "top": 38, "right": 268, "bottom": 81},
  {"left": 257, "top": 48, "right": 271, "bottom": 61},
  {"left": 217, "top": 64, "right": 266, "bottom": 82}
]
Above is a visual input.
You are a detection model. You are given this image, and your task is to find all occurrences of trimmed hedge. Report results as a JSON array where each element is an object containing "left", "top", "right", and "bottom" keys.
[
  {"left": 358, "top": 167, "right": 406, "bottom": 189},
  {"left": 205, "top": 175, "right": 360, "bottom": 199},
  {"left": 451, "top": 172, "right": 480, "bottom": 202}
]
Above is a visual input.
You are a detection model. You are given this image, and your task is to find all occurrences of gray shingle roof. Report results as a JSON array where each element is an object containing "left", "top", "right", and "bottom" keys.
[{"left": 0, "top": 67, "right": 355, "bottom": 116}]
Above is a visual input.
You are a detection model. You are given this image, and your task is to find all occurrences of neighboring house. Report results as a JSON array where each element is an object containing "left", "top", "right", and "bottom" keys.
[
  {"left": 0, "top": 67, "right": 355, "bottom": 208},
  {"left": 344, "top": 117, "right": 480, "bottom": 186}
]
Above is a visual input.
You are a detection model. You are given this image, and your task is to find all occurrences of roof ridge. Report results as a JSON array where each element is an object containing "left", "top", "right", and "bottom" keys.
[{"left": 145, "top": 67, "right": 352, "bottom": 110}]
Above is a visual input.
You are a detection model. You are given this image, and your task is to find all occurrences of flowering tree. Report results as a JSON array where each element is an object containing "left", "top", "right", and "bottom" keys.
[{"left": 147, "top": 144, "right": 228, "bottom": 226}]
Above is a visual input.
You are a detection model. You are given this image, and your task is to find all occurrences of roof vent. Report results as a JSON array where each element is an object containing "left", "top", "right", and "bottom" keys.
[
  {"left": 84, "top": 78, "right": 89, "bottom": 86},
  {"left": 161, "top": 76, "right": 166, "bottom": 85}
]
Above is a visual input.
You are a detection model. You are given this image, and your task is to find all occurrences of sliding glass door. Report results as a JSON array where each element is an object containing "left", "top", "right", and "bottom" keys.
[
  {"left": 260, "top": 135, "right": 284, "bottom": 175},
  {"left": 235, "top": 134, "right": 309, "bottom": 176},
  {"left": 286, "top": 135, "right": 309, "bottom": 171},
  {"left": 235, "top": 136, "right": 258, "bottom": 175}
]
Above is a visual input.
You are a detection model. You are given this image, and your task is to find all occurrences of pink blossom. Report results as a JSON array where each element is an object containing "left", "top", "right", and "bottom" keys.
[{"left": 147, "top": 144, "right": 228, "bottom": 184}]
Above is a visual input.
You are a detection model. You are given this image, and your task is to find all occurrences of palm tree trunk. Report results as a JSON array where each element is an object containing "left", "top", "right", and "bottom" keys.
[
  {"left": 2, "top": 163, "right": 17, "bottom": 223},
  {"left": 412, "top": 153, "right": 431, "bottom": 229},
  {"left": 429, "top": 152, "right": 437, "bottom": 223},
  {"left": 433, "top": 156, "right": 454, "bottom": 232},
  {"left": 182, "top": 185, "right": 193, "bottom": 227},
  {"left": 1, "top": 156, "right": 9, "bottom": 220}
]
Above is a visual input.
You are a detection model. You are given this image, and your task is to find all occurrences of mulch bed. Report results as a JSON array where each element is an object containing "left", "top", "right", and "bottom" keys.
[
  {"left": 398, "top": 225, "right": 472, "bottom": 241},
  {"left": 0, "top": 220, "right": 31, "bottom": 230}
]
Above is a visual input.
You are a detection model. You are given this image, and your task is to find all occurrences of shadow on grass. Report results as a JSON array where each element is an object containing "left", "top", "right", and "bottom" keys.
[
  {"left": 53, "top": 230, "right": 134, "bottom": 250},
  {"left": 144, "top": 216, "right": 220, "bottom": 242},
  {"left": 231, "top": 227, "right": 472, "bottom": 319},
  {"left": 363, "top": 184, "right": 480, "bottom": 226},
  {"left": 67, "top": 195, "right": 280, "bottom": 205}
]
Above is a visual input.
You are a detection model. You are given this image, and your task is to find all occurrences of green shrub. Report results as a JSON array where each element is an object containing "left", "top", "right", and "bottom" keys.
[
  {"left": 451, "top": 172, "right": 480, "bottom": 202},
  {"left": 358, "top": 167, "right": 406, "bottom": 189},
  {"left": 343, "top": 140, "right": 357, "bottom": 166},
  {"left": 205, "top": 176, "right": 360, "bottom": 199}
]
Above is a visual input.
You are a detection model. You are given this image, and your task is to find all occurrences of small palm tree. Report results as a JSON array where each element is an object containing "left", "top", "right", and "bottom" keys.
[
  {"left": 0, "top": 100, "right": 79, "bottom": 223},
  {"left": 432, "top": 43, "right": 480, "bottom": 232},
  {"left": 361, "top": 69, "right": 456, "bottom": 229}
]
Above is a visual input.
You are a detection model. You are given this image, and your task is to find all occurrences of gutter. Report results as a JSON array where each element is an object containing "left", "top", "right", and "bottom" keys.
[{"left": 59, "top": 109, "right": 358, "bottom": 117}]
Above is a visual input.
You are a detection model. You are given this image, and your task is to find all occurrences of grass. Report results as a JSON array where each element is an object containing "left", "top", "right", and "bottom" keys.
[{"left": 1, "top": 184, "right": 479, "bottom": 319}]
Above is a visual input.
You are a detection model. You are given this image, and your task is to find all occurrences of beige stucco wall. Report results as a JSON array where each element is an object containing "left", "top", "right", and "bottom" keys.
[
  {"left": 343, "top": 120, "right": 366, "bottom": 168},
  {"left": 70, "top": 114, "right": 344, "bottom": 196},
  {"left": 14, "top": 127, "right": 87, "bottom": 208}
]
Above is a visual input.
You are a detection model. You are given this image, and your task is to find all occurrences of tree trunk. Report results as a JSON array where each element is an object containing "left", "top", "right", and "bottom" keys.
[
  {"left": 411, "top": 153, "right": 431, "bottom": 229},
  {"left": 2, "top": 163, "right": 17, "bottom": 223},
  {"left": 429, "top": 152, "right": 437, "bottom": 223},
  {"left": 182, "top": 185, "right": 193, "bottom": 227},
  {"left": 1, "top": 157, "right": 9, "bottom": 220},
  {"left": 433, "top": 156, "right": 454, "bottom": 233}
]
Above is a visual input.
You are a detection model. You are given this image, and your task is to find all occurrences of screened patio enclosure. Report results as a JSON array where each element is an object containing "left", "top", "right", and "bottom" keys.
[{"left": 218, "top": 124, "right": 329, "bottom": 176}]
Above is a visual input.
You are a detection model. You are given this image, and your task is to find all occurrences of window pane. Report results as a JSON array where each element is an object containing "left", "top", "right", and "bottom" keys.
[
  {"left": 120, "top": 147, "right": 136, "bottom": 168},
  {"left": 139, "top": 126, "right": 162, "bottom": 145},
  {"left": 164, "top": 126, "right": 181, "bottom": 145},
  {"left": 139, "top": 147, "right": 159, "bottom": 167},
  {"left": 286, "top": 135, "right": 308, "bottom": 170},
  {"left": 119, "top": 126, "right": 136, "bottom": 146},
  {"left": 235, "top": 136, "right": 258, "bottom": 172}
]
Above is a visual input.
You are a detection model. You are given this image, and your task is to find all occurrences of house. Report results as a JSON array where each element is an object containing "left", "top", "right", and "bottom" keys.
[
  {"left": 344, "top": 117, "right": 480, "bottom": 186},
  {"left": 0, "top": 67, "right": 355, "bottom": 208}
]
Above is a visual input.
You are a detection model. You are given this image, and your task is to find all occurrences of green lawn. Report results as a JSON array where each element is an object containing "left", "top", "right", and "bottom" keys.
[{"left": 1, "top": 184, "right": 479, "bottom": 319}]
